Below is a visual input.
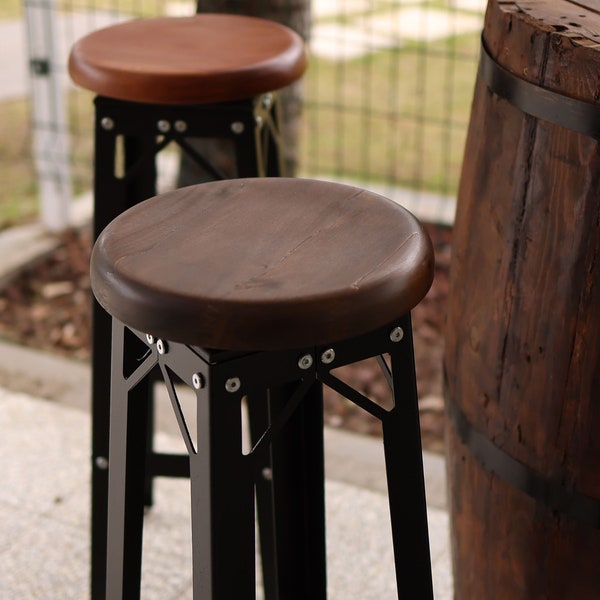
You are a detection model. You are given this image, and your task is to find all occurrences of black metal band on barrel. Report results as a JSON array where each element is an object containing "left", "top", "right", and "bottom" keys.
[
  {"left": 479, "top": 39, "right": 600, "bottom": 139},
  {"left": 445, "top": 380, "right": 600, "bottom": 528}
]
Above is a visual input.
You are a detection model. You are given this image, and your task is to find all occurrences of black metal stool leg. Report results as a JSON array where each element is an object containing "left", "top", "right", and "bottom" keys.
[
  {"left": 270, "top": 382, "right": 327, "bottom": 599},
  {"left": 250, "top": 382, "right": 327, "bottom": 600},
  {"left": 247, "top": 389, "right": 279, "bottom": 595},
  {"left": 316, "top": 320, "right": 434, "bottom": 599},
  {"left": 105, "top": 321, "right": 158, "bottom": 599},
  {"left": 189, "top": 371, "right": 257, "bottom": 598},
  {"left": 90, "top": 304, "right": 112, "bottom": 600},
  {"left": 90, "top": 103, "right": 130, "bottom": 600},
  {"left": 91, "top": 103, "right": 158, "bottom": 599},
  {"left": 384, "top": 315, "right": 433, "bottom": 599}
]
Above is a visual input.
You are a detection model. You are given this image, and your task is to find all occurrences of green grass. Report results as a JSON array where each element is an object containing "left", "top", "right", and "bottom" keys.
[
  {"left": 0, "top": 89, "right": 96, "bottom": 229},
  {"left": 0, "top": 0, "right": 21, "bottom": 19},
  {"left": 300, "top": 32, "right": 480, "bottom": 195},
  {"left": 2, "top": 0, "right": 176, "bottom": 19},
  {"left": 0, "top": 99, "right": 38, "bottom": 228}
]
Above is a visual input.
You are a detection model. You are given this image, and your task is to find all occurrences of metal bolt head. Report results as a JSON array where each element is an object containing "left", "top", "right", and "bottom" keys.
[
  {"left": 174, "top": 120, "right": 187, "bottom": 132},
  {"left": 390, "top": 327, "right": 404, "bottom": 342},
  {"left": 100, "top": 117, "right": 114, "bottom": 130},
  {"left": 225, "top": 377, "right": 241, "bottom": 393},
  {"left": 95, "top": 456, "right": 108, "bottom": 470},
  {"left": 146, "top": 334, "right": 155, "bottom": 345},
  {"left": 192, "top": 373, "right": 205, "bottom": 390},
  {"left": 156, "top": 339, "right": 168, "bottom": 354},
  {"left": 262, "top": 467, "right": 273, "bottom": 481},
  {"left": 321, "top": 349, "right": 336, "bottom": 364},
  {"left": 157, "top": 119, "right": 171, "bottom": 133},
  {"left": 231, "top": 121, "right": 245, "bottom": 134},
  {"left": 298, "top": 354, "right": 314, "bottom": 370},
  {"left": 262, "top": 93, "right": 273, "bottom": 109}
]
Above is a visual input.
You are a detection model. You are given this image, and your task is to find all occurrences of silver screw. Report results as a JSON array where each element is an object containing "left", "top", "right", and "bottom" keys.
[
  {"left": 390, "top": 327, "right": 404, "bottom": 342},
  {"left": 192, "top": 373, "right": 204, "bottom": 390},
  {"left": 321, "top": 349, "right": 336, "bottom": 364},
  {"left": 231, "top": 121, "right": 245, "bottom": 134},
  {"left": 156, "top": 339, "right": 168, "bottom": 354},
  {"left": 95, "top": 456, "right": 108, "bottom": 470},
  {"left": 298, "top": 354, "right": 313, "bottom": 370},
  {"left": 100, "top": 117, "right": 114, "bottom": 130},
  {"left": 225, "top": 377, "right": 241, "bottom": 393},
  {"left": 262, "top": 467, "right": 273, "bottom": 481},
  {"left": 174, "top": 120, "right": 187, "bottom": 132},
  {"left": 146, "top": 334, "right": 155, "bottom": 345},
  {"left": 157, "top": 119, "right": 171, "bottom": 133}
]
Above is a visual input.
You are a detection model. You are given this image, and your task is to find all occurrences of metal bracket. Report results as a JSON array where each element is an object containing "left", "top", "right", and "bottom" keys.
[{"left": 29, "top": 57, "right": 50, "bottom": 76}]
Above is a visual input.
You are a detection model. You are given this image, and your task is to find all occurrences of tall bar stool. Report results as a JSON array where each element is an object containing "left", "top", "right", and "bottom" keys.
[
  {"left": 91, "top": 177, "right": 435, "bottom": 599},
  {"left": 68, "top": 15, "right": 307, "bottom": 598}
]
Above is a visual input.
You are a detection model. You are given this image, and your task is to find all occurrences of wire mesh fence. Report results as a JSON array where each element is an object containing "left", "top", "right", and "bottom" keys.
[
  {"left": 5, "top": 0, "right": 486, "bottom": 229},
  {"left": 302, "top": 0, "right": 483, "bottom": 223}
]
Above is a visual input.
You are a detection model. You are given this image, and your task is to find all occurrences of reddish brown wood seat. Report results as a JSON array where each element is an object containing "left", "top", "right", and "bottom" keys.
[
  {"left": 68, "top": 14, "right": 307, "bottom": 104},
  {"left": 91, "top": 178, "right": 434, "bottom": 350}
]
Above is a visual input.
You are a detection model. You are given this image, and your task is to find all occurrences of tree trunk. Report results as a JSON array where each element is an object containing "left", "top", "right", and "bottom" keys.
[{"left": 177, "top": 0, "right": 310, "bottom": 185}]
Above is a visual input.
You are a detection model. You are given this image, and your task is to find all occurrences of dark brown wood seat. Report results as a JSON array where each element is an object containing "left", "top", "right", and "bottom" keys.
[
  {"left": 91, "top": 177, "right": 434, "bottom": 350},
  {"left": 68, "top": 14, "right": 307, "bottom": 104}
]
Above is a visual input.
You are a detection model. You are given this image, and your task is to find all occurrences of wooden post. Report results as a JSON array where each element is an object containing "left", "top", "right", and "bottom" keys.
[
  {"left": 445, "top": 1, "right": 600, "bottom": 598},
  {"left": 176, "top": 0, "right": 310, "bottom": 186}
]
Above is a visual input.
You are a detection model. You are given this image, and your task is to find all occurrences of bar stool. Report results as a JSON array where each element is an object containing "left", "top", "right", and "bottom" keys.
[
  {"left": 68, "top": 15, "right": 307, "bottom": 597},
  {"left": 91, "top": 177, "right": 435, "bottom": 599}
]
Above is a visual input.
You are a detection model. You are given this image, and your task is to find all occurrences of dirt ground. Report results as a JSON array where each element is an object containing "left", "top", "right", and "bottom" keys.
[{"left": 0, "top": 223, "right": 450, "bottom": 453}]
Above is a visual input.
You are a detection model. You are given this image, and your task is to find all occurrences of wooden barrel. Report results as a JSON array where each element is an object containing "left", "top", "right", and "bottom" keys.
[{"left": 444, "top": 1, "right": 600, "bottom": 598}]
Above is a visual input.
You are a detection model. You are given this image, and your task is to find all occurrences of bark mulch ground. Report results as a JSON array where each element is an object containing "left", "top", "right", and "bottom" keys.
[{"left": 0, "top": 223, "right": 450, "bottom": 453}]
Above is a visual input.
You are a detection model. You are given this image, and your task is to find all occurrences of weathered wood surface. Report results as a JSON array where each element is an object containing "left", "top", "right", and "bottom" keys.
[
  {"left": 445, "top": 0, "right": 600, "bottom": 598},
  {"left": 92, "top": 178, "right": 434, "bottom": 350}
]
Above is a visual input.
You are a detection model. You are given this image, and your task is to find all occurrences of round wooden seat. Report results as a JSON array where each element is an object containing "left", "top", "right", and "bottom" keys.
[
  {"left": 68, "top": 14, "right": 307, "bottom": 104},
  {"left": 91, "top": 178, "right": 434, "bottom": 350}
]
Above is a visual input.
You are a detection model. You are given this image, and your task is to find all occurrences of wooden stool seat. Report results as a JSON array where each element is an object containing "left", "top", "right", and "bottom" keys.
[
  {"left": 91, "top": 178, "right": 434, "bottom": 350},
  {"left": 68, "top": 14, "right": 307, "bottom": 104}
]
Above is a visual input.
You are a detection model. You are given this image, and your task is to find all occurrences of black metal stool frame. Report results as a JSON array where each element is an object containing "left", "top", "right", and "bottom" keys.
[
  {"left": 91, "top": 93, "right": 285, "bottom": 598},
  {"left": 105, "top": 314, "right": 433, "bottom": 599}
]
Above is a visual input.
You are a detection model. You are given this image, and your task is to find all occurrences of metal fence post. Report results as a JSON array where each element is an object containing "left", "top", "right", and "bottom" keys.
[{"left": 24, "top": 0, "right": 72, "bottom": 231}]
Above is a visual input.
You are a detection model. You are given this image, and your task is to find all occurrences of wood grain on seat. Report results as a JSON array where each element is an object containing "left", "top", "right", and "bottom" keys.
[
  {"left": 91, "top": 178, "right": 434, "bottom": 350},
  {"left": 68, "top": 14, "right": 307, "bottom": 104}
]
